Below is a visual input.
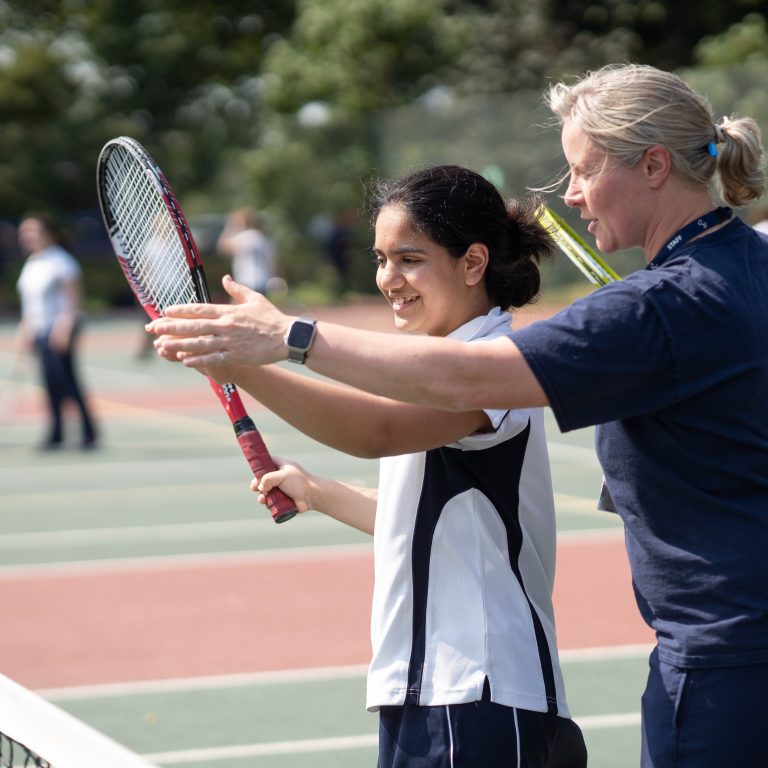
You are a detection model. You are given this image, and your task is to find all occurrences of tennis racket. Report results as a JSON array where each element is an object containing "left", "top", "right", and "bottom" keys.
[
  {"left": 96, "top": 136, "right": 297, "bottom": 523},
  {"left": 536, "top": 206, "right": 620, "bottom": 286}
]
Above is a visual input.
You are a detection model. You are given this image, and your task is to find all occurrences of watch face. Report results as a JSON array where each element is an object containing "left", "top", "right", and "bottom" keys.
[{"left": 288, "top": 320, "right": 316, "bottom": 350}]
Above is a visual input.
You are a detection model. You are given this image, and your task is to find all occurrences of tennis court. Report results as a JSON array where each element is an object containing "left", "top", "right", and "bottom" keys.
[{"left": 0, "top": 305, "right": 652, "bottom": 767}]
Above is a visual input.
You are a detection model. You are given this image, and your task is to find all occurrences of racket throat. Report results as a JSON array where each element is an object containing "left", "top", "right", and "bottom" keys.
[
  {"left": 232, "top": 416, "right": 257, "bottom": 437},
  {"left": 192, "top": 264, "right": 210, "bottom": 302}
]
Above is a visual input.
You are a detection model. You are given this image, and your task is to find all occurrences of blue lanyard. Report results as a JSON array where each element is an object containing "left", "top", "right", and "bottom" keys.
[{"left": 652, "top": 206, "right": 732, "bottom": 265}]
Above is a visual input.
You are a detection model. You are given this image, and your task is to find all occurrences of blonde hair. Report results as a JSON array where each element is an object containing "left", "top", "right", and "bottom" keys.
[{"left": 546, "top": 64, "right": 766, "bottom": 207}]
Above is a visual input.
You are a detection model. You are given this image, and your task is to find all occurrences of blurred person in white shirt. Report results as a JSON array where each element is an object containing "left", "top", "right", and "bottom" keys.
[{"left": 15, "top": 213, "right": 98, "bottom": 449}]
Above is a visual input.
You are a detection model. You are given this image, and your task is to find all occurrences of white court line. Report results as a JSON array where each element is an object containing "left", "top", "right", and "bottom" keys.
[
  {"left": 0, "top": 453, "right": 374, "bottom": 491},
  {"left": 41, "top": 664, "right": 371, "bottom": 700},
  {"left": 576, "top": 712, "right": 641, "bottom": 729},
  {"left": 0, "top": 456, "right": 278, "bottom": 481},
  {"left": 0, "top": 525, "right": 623, "bottom": 576},
  {"left": 0, "top": 482, "right": 244, "bottom": 506},
  {"left": 0, "top": 515, "right": 336, "bottom": 549},
  {"left": 141, "top": 715, "right": 641, "bottom": 764},
  {"left": 141, "top": 710, "right": 642, "bottom": 765},
  {"left": 0, "top": 541, "right": 374, "bottom": 579},
  {"left": 41, "top": 660, "right": 645, "bottom": 765},
  {"left": 557, "top": 527, "right": 624, "bottom": 543},
  {"left": 0, "top": 517, "right": 622, "bottom": 551},
  {"left": 144, "top": 734, "right": 379, "bottom": 764},
  {"left": 41, "top": 644, "right": 653, "bottom": 702},
  {"left": 560, "top": 643, "right": 652, "bottom": 662}
]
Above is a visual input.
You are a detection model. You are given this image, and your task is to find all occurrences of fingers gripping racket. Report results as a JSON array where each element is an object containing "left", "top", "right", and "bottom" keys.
[{"left": 96, "top": 136, "right": 297, "bottom": 523}]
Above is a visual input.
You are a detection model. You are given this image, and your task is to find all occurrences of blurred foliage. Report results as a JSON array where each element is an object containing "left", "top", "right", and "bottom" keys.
[
  {"left": 0, "top": 0, "right": 295, "bottom": 216},
  {"left": 374, "top": 89, "right": 650, "bottom": 290},
  {"left": 2, "top": 0, "right": 768, "bottom": 312},
  {"left": 547, "top": 0, "right": 768, "bottom": 72},
  {"left": 262, "top": 0, "right": 464, "bottom": 114},
  {"left": 695, "top": 12, "right": 768, "bottom": 65}
]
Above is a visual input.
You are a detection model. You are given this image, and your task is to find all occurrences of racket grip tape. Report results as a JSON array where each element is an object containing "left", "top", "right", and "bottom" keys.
[{"left": 234, "top": 418, "right": 298, "bottom": 524}]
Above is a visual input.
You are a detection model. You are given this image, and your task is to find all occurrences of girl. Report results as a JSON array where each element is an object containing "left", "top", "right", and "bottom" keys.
[{"left": 154, "top": 165, "right": 585, "bottom": 767}]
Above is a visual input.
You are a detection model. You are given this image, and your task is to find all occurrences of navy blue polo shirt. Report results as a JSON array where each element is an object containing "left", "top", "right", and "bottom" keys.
[{"left": 513, "top": 218, "right": 768, "bottom": 668}]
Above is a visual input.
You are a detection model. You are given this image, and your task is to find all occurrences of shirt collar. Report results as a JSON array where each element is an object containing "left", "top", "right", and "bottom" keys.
[{"left": 447, "top": 306, "right": 511, "bottom": 342}]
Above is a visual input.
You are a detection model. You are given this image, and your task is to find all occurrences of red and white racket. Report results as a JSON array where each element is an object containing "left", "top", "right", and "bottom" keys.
[{"left": 96, "top": 136, "right": 297, "bottom": 523}]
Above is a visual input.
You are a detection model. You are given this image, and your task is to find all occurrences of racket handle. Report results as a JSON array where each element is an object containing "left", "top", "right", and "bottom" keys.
[{"left": 234, "top": 418, "right": 298, "bottom": 524}]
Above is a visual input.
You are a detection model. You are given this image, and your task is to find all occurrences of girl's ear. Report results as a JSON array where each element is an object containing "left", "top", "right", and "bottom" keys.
[{"left": 464, "top": 243, "right": 489, "bottom": 286}]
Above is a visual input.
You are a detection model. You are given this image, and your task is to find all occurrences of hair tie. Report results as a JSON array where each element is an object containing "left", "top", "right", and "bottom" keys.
[
  {"left": 706, "top": 121, "right": 727, "bottom": 158},
  {"left": 714, "top": 122, "right": 726, "bottom": 144}
]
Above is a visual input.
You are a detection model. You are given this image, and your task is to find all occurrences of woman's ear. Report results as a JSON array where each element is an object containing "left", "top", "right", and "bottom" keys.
[
  {"left": 464, "top": 243, "right": 489, "bottom": 286},
  {"left": 644, "top": 144, "right": 673, "bottom": 189}
]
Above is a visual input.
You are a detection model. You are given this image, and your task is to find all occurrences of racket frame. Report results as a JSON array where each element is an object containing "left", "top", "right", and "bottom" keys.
[{"left": 97, "top": 137, "right": 297, "bottom": 523}]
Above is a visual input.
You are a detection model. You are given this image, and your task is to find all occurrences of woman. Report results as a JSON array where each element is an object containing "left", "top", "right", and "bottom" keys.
[
  {"left": 156, "top": 166, "right": 586, "bottom": 767},
  {"left": 148, "top": 65, "right": 768, "bottom": 767},
  {"left": 15, "top": 213, "right": 98, "bottom": 449}
]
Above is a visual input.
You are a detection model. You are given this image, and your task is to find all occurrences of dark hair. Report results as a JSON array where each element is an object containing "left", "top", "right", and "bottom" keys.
[
  {"left": 368, "top": 165, "right": 552, "bottom": 308},
  {"left": 20, "top": 211, "right": 70, "bottom": 248}
]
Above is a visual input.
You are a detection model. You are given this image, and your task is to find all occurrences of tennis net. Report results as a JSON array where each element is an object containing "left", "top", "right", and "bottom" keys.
[{"left": 0, "top": 672, "right": 159, "bottom": 768}]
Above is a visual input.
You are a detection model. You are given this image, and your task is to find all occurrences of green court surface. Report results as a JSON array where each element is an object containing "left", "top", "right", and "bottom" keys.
[{"left": 0, "top": 313, "right": 646, "bottom": 767}]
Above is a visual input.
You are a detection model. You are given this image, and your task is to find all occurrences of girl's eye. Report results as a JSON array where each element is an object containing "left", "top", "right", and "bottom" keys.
[{"left": 371, "top": 254, "right": 420, "bottom": 268}]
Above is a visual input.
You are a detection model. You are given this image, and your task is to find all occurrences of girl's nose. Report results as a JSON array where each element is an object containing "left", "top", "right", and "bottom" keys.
[{"left": 378, "top": 260, "right": 405, "bottom": 289}]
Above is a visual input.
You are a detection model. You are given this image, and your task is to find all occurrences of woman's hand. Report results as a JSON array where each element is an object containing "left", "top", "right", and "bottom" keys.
[{"left": 147, "top": 275, "right": 294, "bottom": 370}]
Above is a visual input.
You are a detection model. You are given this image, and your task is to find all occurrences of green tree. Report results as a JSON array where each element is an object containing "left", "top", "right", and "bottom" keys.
[
  {"left": 695, "top": 12, "right": 768, "bottom": 65},
  {"left": 547, "top": 0, "right": 768, "bottom": 72},
  {"left": 238, "top": 0, "right": 470, "bottom": 290},
  {"left": 0, "top": 1, "right": 296, "bottom": 217}
]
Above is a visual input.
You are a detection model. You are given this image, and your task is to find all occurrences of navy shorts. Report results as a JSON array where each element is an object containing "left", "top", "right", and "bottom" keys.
[
  {"left": 377, "top": 679, "right": 587, "bottom": 768},
  {"left": 641, "top": 647, "right": 768, "bottom": 767}
]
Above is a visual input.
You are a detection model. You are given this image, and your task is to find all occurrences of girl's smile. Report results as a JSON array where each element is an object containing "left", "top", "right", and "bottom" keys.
[{"left": 373, "top": 206, "right": 491, "bottom": 337}]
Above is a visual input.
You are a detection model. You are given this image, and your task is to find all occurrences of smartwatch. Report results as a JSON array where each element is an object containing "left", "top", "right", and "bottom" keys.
[{"left": 284, "top": 315, "right": 317, "bottom": 364}]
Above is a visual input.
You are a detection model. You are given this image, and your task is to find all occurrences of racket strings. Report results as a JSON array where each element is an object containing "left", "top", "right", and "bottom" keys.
[{"left": 103, "top": 148, "right": 198, "bottom": 313}]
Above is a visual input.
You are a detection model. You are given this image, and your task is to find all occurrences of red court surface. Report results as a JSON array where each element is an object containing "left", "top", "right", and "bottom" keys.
[{"left": 0, "top": 538, "right": 651, "bottom": 690}]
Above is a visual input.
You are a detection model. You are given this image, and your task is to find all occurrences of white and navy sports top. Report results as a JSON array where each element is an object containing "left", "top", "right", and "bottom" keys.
[{"left": 366, "top": 308, "right": 570, "bottom": 716}]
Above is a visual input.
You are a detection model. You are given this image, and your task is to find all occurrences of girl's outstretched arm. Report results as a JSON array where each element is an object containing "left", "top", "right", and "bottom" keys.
[{"left": 148, "top": 276, "right": 549, "bottom": 415}]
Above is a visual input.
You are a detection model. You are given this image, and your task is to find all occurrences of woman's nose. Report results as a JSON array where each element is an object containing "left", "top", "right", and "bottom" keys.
[{"left": 563, "top": 178, "right": 583, "bottom": 208}]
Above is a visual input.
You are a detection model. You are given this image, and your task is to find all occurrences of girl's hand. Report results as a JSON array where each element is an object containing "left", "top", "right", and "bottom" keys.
[{"left": 252, "top": 458, "right": 315, "bottom": 514}]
